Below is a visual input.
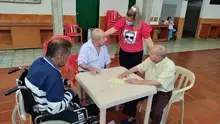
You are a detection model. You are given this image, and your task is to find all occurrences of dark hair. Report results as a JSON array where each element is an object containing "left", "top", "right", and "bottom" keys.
[
  {"left": 126, "top": 5, "right": 142, "bottom": 29},
  {"left": 167, "top": 16, "right": 172, "bottom": 21},
  {"left": 45, "top": 39, "right": 72, "bottom": 58}
]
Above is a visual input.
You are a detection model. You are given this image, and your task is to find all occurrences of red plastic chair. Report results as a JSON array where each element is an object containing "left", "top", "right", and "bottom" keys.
[
  {"left": 65, "top": 54, "right": 79, "bottom": 85},
  {"left": 106, "top": 10, "right": 122, "bottom": 42},
  {"left": 64, "top": 24, "right": 83, "bottom": 44},
  {"left": 65, "top": 54, "right": 86, "bottom": 104},
  {"left": 43, "top": 35, "right": 72, "bottom": 55},
  {"left": 43, "top": 41, "right": 49, "bottom": 55}
]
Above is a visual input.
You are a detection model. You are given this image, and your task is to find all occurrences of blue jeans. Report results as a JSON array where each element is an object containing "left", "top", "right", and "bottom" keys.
[{"left": 168, "top": 28, "right": 176, "bottom": 38}]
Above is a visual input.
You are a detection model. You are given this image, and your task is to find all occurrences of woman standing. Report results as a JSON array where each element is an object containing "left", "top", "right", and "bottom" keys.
[{"left": 105, "top": 5, "right": 154, "bottom": 70}]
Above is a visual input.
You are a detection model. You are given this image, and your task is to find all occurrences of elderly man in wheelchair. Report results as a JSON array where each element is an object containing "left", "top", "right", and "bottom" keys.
[{"left": 5, "top": 35, "right": 99, "bottom": 124}]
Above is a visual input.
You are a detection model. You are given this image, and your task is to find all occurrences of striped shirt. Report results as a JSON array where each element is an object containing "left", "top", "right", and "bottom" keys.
[{"left": 25, "top": 56, "right": 75, "bottom": 114}]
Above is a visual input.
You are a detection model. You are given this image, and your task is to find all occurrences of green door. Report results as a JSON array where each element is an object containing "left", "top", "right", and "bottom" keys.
[
  {"left": 76, "top": 0, "right": 100, "bottom": 42},
  {"left": 128, "top": 0, "right": 136, "bottom": 9}
]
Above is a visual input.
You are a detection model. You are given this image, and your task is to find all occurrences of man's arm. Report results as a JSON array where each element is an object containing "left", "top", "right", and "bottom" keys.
[
  {"left": 78, "top": 46, "right": 100, "bottom": 75},
  {"left": 119, "top": 66, "right": 139, "bottom": 78},
  {"left": 126, "top": 79, "right": 160, "bottom": 86},
  {"left": 104, "top": 46, "right": 111, "bottom": 69},
  {"left": 119, "top": 58, "right": 150, "bottom": 78},
  {"left": 126, "top": 64, "right": 175, "bottom": 89},
  {"left": 45, "top": 72, "right": 75, "bottom": 114},
  {"left": 79, "top": 64, "right": 100, "bottom": 75},
  {"left": 79, "top": 64, "right": 92, "bottom": 71}
]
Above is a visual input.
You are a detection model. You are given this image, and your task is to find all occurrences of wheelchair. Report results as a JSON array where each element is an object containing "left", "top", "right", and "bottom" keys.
[{"left": 4, "top": 67, "right": 99, "bottom": 124}]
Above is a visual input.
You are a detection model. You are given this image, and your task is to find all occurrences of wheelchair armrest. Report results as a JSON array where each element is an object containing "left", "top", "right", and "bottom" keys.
[{"left": 34, "top": 112, "right": 53, "bottom": 124}]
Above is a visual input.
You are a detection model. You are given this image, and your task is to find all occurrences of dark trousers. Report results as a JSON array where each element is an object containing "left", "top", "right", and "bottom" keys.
[
  {"left": 38, "top": 96, "right": 99, "bottom": 123},
  {"left": 119, "top": 48, "right": 143, "bottom": 69},
  {"left": 40, "top": 104, "right": 98, "bottom": 123},
  {"left": 122, "top": 91, "right": 172, "bottom": 124}
]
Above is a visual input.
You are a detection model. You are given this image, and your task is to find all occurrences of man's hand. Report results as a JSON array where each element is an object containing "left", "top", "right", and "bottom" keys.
[
  {"left": 118, "top": 71, "right": 129, "bottom": 79},
  {"left": 70, "top": 86, "right": 78, "bottom": 95},
  {"left": 66, "top": 79, "right": 73, "bottom": 88},
  {"left": 125, "top": 78, "right": 140, "bottom": 84},
  {"left": 88, "top": 67, "right": 101, "bottom": 75},
  {"left": 66, "top": 80, "right": 77, "bottom": 95}
]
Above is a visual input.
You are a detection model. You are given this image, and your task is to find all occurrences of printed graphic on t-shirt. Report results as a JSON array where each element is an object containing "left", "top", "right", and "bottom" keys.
[{"left": 123, "top": 30, "right": 137, "bottom": 44}]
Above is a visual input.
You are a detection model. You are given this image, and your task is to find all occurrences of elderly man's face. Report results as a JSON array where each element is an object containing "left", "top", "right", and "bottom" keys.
[
  {"left": 56, "top": 49, "right": 71, "bottom": 67},
  {"left": 149, "top": 48, "right": 161, "bottom": 63},
  {"left": 97, "top": 33, "right": 107, "bottom": 46}
]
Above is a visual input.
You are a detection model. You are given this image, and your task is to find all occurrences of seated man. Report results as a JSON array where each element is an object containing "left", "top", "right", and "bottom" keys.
[
  {"left": 119, "top": 45, "right": 175, "bottom": 124},
  {"left": 78, "top": 28, "right": 111, "bottom": 75},
  {"left": 25, "top": 36, "right": 96, "bottom": 123},
  {"left": 164, "top": 16, "right": 176, "bottom": 40}
]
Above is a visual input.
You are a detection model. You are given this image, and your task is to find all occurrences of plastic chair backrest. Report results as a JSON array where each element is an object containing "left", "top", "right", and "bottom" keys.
[
  {"left": 66, "top": 54, "right": 79, "bottom": 74},
  {"left": 43, "top": 41, "right": 49, "bottom": 55},
  {"left": 106, "top": 10, "right": 121, "bottom": 29},
  {"left": 106, "top": 10, "right": 121, "bottom": 22},
  {"left": 174, "top": 66, "right": 195, "bottom": 91},
  {"left": 65, "top": 24, "right": 82, "bottom": 36},
  {"left": 66, "top": 54, "right": 79, "bottom": 85}
]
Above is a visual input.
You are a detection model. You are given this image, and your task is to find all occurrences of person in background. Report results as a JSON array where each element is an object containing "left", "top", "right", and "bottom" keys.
[
  {"left": 119, "top": 45, "right": 175, "bottom": 124},
  {"left": 104, "top": 5, "right": 154, "bottom": 70},
  {"left": 164, "top": 16, "right": 176, "bottom": 40},
  {"left": 78, "top": 28, "right": 111, "bottom": 75}
]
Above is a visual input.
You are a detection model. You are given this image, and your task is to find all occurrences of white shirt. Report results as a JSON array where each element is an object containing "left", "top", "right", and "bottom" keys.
[
  {"left": 164, "top": 20, "right": 174, "bottom": 30},
  {"left": 137, "top": 57, "right": 175, "bottom": 92},
  {"left": 78, "top": 40, "right": 111, "bottom": 72}
]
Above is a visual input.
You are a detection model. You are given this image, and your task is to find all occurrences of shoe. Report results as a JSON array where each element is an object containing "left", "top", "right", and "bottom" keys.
[{"left": 121, "top": 119, "right": 136, "bottom": 124}]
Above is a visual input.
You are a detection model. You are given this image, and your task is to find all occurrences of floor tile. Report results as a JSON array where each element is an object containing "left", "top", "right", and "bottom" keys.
[
  {"left": 0, "top": 110, "right": 12, "bottom": 123},
  {"left": 183, "top": 117, "right": 198, "bottom": 124},
  {"left": 0, "top": 101, "right": 15, "bottom": 112},
  {"left": 201, "top": 98, "right": 219, "bottom": 110},
  {"left": 1, "top": 38, "right": 220, "bottom": 68},
  {"left": 0, "top": 49, "right": 220, "bottom": 123},
  {"left": 184, "top": 101, "right": 210, "bottom": 118},
  {"left": 193, "top": 115, "right": 215, "bottom": 124}
]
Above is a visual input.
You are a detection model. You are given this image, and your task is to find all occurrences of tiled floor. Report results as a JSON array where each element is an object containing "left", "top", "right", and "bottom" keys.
[
  {"left": 0, "top": 49, "right": 220, "bottom": 124},
  {"left": 0, "top": 38, "right": 220, "bottom": 68}
]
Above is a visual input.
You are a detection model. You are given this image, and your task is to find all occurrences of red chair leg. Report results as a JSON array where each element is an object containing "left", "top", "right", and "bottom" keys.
[
  {"left": 80, "top": 36, "right": 83, "bottom": 44},
  {"left": 118, "top": 34, "right": 120, "bottom": 43},
  {"left": 75, "top": 37, "right": 78, "bottom": 45},
  {"left": 115, "top": 36, "right": 117, "bottom": 43}
]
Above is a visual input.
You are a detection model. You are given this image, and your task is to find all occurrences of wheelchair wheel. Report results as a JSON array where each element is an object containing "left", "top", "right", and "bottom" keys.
[
  {"left": 11, "top": 104, "right": 24, "bottom": 124},
  {"left": 39, "top": 120, "right": 70, "bottom": 124}
]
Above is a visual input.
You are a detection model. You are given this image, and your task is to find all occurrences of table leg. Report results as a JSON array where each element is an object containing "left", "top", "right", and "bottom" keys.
[
  {"left": 77, "top": 85, "right": 85, "bottom": 100},
  {"left": 100, "top": 109, "right": 106, "bottom": 124},
  {"left": 144, "top": 94, "right": 154, "bottom": 124}
]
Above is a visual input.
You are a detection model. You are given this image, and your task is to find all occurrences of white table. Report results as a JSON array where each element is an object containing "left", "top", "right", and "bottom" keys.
[{"left": 75, "top": 66, "right": 157, "bottom": 124}]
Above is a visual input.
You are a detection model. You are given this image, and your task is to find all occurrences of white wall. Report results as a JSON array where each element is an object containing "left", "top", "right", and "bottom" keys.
[
  {"left": 0, "top": 0, "right": 76, "bottom": 15},
  {"left": 175, "top": 0, "right": 188, "bottom": 17},
  {"left": 160, "top": 0, "right": 187, "bottom": 20},
  {"left": 163, "top": 0, "right": 180, "bottom": 5},
  {"left": 99, "top": 0, "right": 128, "bottom": 16},
  {"left": 136, "top": 0, "right": 143, "bottom": 14},
  {"left": 200, "top": 0, "right": 220, "bottom": 18},
  {"left": 152, "top": 0, "right": 163, "bottom": 17},
  {"left": 160, "top": 4, "right": 177, "bottom": 21}
]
